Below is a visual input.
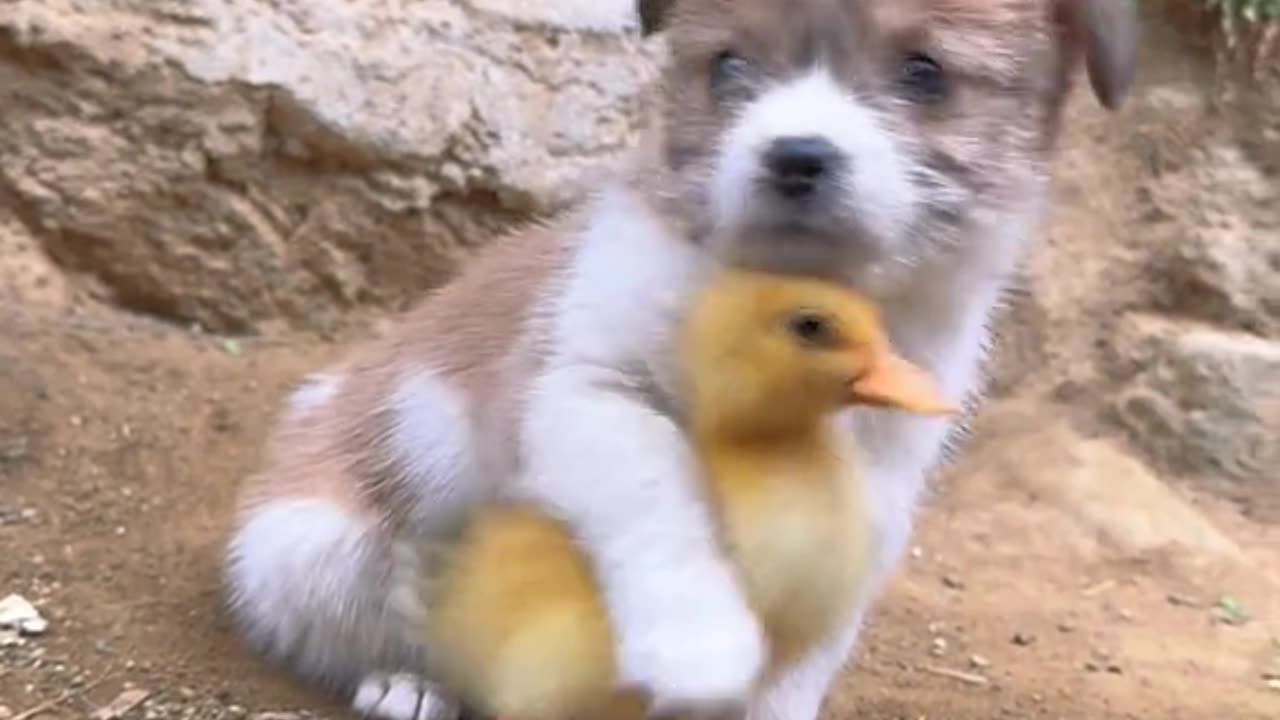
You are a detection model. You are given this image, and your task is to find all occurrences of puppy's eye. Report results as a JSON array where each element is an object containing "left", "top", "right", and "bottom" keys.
[
  {"left": 785, "top": 311, "right": 838, "bottom": 348},
  {"left": 898, "top": 52, "right": 947, "bottom": 103},
  {"left": 710, "top": 49, "right": 753, "bottom": 101}
]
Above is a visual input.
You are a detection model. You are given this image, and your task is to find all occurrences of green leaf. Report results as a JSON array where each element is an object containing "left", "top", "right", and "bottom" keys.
[{"left": 1215, "top": 595, "right": 1249, "bottom": 625}]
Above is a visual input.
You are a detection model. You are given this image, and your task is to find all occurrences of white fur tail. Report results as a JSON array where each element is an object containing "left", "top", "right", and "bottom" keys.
[{"left": 222, "top": 497, "right": 422, "bottom": 690}]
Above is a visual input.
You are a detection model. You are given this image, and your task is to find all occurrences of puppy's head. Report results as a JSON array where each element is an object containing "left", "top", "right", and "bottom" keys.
[{"left": 637, "top": 0, "right": 1138, "bottom": 296}]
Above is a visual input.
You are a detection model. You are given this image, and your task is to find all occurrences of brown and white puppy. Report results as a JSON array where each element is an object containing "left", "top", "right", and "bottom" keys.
[{"left": 222, "top": 2, "right": 1138, "bottom": 720}]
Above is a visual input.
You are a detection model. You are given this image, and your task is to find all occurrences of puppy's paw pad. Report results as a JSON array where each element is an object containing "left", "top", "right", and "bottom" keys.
[{"left": 352, "top": 673, "right": 459, "bottom": 720}]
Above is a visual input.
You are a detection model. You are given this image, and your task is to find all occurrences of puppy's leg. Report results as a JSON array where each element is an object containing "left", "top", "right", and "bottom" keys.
[
  {"left": 517, "top": 366, "right": 765, "bottom": 714},
  {"left": 223, "top": 497, "right": 458, "bottom": 720},
  {"left": 745, "top": 615, "right": 864, "bottom": 720}
]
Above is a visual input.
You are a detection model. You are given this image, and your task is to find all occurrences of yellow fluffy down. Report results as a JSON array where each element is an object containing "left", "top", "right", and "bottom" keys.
[{"left": 421, "top": 506, "right": 647, "bottom": 720}]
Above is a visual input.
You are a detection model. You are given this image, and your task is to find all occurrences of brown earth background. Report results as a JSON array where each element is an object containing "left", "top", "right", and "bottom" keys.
[{"left": 1, "top": 1, "right": 1278, "bottom": 719}]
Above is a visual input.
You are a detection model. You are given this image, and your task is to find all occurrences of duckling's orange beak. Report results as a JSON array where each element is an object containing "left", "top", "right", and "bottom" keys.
[{"left": 848, "top": 348, "right": 959, "bottom": 417}]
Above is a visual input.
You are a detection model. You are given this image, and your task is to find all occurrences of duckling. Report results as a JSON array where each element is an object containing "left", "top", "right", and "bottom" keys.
[
  {"left": 678, "top": 269, "right": 955, "bottom": 672},
  {"left": 419, "top": 503, "right": 647, "bottom": 720},
  {"left": 417, "top": 269, "right": 956, "bottom": 720}
]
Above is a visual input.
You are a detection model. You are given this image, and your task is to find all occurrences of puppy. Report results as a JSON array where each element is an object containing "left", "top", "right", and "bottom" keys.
[{"left": 222, "top": 2, "right": 1138, "bottom": 720}]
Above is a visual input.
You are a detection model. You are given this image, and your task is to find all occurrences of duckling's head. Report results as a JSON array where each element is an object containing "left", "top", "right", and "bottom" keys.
[{"left": 682, "top": 270, "right": 956, "bottom": 437}]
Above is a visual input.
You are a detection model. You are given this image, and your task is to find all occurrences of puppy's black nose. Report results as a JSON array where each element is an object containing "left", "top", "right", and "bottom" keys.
[{"left": 763, "top": 136, "right": 841, "bottom": 199}]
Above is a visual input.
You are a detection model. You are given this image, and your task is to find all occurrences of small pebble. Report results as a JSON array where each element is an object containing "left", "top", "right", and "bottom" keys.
[
  {"left": 92, "top": 688, "right": 151, "bottom": 720},
  {"left": 931, "top": 637, "right": 948, "bottom": 656},
  {"left": 1266, "top": 679, "right": 1280, "bottom": 693},
  {"left": 1011, "top": 632, "right": 1035, "bottom": 646},
  {"left": 942, "top": 575, "right": 965, "bottom": 590},
  {"left": 1056, "top": 621, "right": 1075, "bottom": 633},
  {"left": 0, "top": 594, "right": 48, "bottom": 636},
  {"left": 0, "top": 705, "right": 12, "bottom": 720},
  {"left": 969, "top": 654, "right": 991, "bottom": 669}
]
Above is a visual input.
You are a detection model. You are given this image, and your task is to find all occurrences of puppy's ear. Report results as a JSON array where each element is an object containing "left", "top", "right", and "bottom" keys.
[
  {"left": 637, "top": 0, "right": 677, "bottom": 36},
  {"left": 1059, "top": 0, "right": 1140, "bottom": 110}
]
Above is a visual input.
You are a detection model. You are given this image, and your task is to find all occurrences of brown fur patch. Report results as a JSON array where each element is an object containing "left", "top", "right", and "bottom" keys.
[{"left": 235, "top": 212, "right": 582, "bottom": 533}]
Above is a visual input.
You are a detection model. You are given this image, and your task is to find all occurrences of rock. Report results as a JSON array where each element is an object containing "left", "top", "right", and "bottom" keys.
[
  {"left": 1157, "top": 145, "right": 1280, "bottom": 337},
  {"left": 93, "top": 689, "right": 152, "bottom": 720},
  {"left": 1110, "top": 313, "right": 1280, "bottom": 484},
  {"left": 0, "top": 593, "right": 48, "bottom": 636},
  {"left": 966, "top": 411, "right": 1242, "bottom": 560},
  {"left": 1165, "top": 219, "right": 1280, "bottom": 337},
  {"left": 0, "top": 0, "right": 659, "bottom": 332},
  {"left": 0, "top": 216, "right": 70, "bottom": 311}
]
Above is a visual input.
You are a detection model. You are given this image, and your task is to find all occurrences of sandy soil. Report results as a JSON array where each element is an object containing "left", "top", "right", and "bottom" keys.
[{"left": 1, "top": 299, "right": 1277, "bottom": 720}]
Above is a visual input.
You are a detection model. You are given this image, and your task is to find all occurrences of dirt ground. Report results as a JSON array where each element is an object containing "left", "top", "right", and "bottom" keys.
[
  {"left": 3, "top": 16, "right": 1280, "bottom": 720},
  {"left": 2, "top": 299, "right": 1278, "bottom": 720}
]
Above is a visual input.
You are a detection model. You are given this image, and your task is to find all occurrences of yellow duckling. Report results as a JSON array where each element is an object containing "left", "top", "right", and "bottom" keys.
[
  {"left": 678, "top": 269, "right": 955, "bottom": 672},
  {"left": 419, "top": 502, "right": 644, "bottom": 720},
  {"left": 420, "top": 269, "right": 956, "bottom": 720}
]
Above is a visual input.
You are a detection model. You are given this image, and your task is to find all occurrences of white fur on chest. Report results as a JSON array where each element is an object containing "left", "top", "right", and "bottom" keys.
[
  {"left": 844, "top": 217, "right": 1028, "bottom": 590},
  {"left": 547, "top": 186, "right": 711, "bottom": 377}
]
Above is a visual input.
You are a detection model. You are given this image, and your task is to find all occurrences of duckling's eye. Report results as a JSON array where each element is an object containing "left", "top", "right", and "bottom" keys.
[{"left": 785, "top": 311, "right": 838, "bottom": 348}]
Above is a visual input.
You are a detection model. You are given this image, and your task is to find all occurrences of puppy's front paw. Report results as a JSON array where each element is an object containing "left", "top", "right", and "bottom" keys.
[
  {"left": 625, "top": 599, "right": 765, "bottom": 714},
  {"left": 352, "top": 672, "right": 460, "bottom": 720}
]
